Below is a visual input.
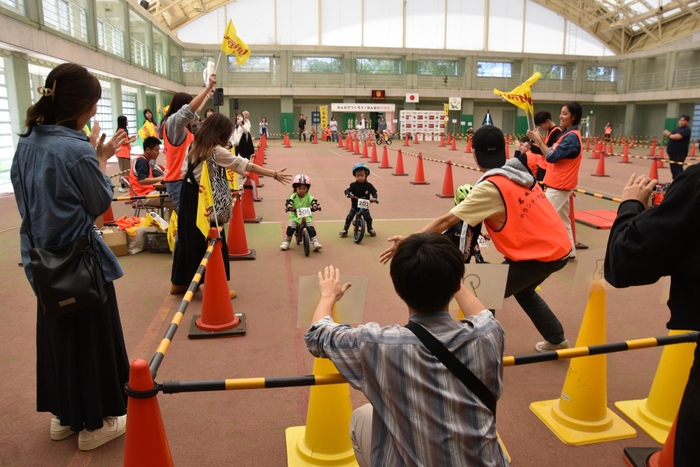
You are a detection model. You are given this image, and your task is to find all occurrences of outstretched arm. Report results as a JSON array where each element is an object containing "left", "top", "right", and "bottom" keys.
[
  {"left": 379, "top": 212, "right": 461, "bottom": 264},
  {"left": 311, "top": 266, "right": 352, "bottom": 323}
]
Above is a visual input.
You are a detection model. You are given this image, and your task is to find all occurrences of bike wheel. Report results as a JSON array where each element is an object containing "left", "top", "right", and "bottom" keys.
[
  {"left": 353, "top": 214, "right": 365, "bottom": 244},
  {"left": 302, "top": 228, "right": 311, "bottom": 256},
  {"left": 386, "top": 138, "right": 392, "bottom": 145}
]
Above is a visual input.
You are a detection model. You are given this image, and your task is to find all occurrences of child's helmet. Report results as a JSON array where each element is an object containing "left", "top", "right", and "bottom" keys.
[
  {"left": 454, "top": 184, "right": 474, "bottom": 206},
  {"left": 352, "top": 163, "right": 370, "bottom": 176},
  {"left": 292, "top": 174, "right": 311, "bottom": 188}
]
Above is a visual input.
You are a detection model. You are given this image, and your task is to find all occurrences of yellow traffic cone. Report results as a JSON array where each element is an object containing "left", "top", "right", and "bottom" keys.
[
  {"left": 530, "top": 282, "right": 637, "bottom": 445},
  {"left": 615, "top": 330, "right": 696, "bottom": 443}
]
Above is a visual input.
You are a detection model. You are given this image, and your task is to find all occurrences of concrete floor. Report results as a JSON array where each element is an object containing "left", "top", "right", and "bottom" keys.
[{"left": 0, "top": 138, "right": 690, "bottom": 466}]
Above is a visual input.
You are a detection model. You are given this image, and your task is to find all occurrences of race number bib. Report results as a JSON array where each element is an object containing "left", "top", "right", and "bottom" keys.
[
  {"left": 357, "top": 198, "right": 371, "bottom": 210},
  {"left": 296, "top": 207, "right": 312, "bottom": 218}
]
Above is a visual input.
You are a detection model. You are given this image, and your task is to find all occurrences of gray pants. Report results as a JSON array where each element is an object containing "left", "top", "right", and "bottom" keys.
[
  {"left": 164, "top": 180, "right": 183, "bottom": 214},
  {"left": 349, "top": 403, "right": 373, "bottom": 467}
]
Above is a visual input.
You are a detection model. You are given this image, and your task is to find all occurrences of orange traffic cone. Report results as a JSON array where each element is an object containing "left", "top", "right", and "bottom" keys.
[
  {"left": 248, "top": 172, "right": 263, "bottom": 197},
  {"left": 284, "top": 133, "right": 292, "bottom": 148},
  {"left": 620, "top": 144, "right": 631, "bottom": 163},
  {"left": 354, "top": 138, "right": 361, "bottom": 155},
  {"left": 410, "top": 153, "right": 429, "bottom": 185},
  {"left": 465, "top": 138, "right": 473, "bottom": 153},
  {"left": 190, "top": 227, "right": 246, "bottom": 337},
  {"left": 392, "top": 149, "right": 408, "bottom": 176},
  {"left": 123, "top": 359, "right": 173, "bottom": 467},
  {"left": 650, "top": 140, "right": 657, "bottom": 157},
  {"left": 361, "top": 140, "right": 369, "bottom": 158},
  {"left": 505, "top": 139, "right": 510, "bottom": 159},
  {"left": 608, "top": 143, "right": 613, "bottom": 156},
  {"left": 585, "top": 137, "right": 591, "bottom": 152},
  {"left": 591, "top": 142, "right": 600, "bottom": 159},
  {"left": 242, "top": 184, "right": 262, "bottom": 223},
  {"left": 623, "top": 416, "right": 678, "bottom": 467},
  {"left": 227, "top": 195, "right": 255, "bottom": 260},
  {"left": 436, "top": 161, "right": 454, "bottom": 198},
  {"left": 379, "top": 146, "right": 392, "bottom": 169},
  {"left": 369, "top": 144, "right": 379, "bottom": 163},
  {"left": 658, "top": 147, "right": 665, "bottom": 168},
  {"left": 404, "top": 133, "right": 410, "bottom": 146},
  {"left": 312, "top": 132, "right": 318, "bottom": 144},
  {"left": 690, "top": 142, "right": 696, "bottom": 157},
  {"left": 414, "top": 133, "right": 420, "bottom": 145},
  {"left": 102, "top": 205, "right": 116, "bottom": 225},
  {"left": 649, "top": 156, "right": 659, "bottom": 180},
  {"left": 450, "top": 136, "right": 457, "bottom": 151},
  {"left": 345, "top": 135, "right": 351, "bottom": 151},
  {"left": 439, "top": 135, "right": 445, "bottom": 147},
  {"left": 337, "top": 135, "right": 344, "bottom": 149},
  {"left": 591, "top": 150, "right": 609, "bottom": 177}
]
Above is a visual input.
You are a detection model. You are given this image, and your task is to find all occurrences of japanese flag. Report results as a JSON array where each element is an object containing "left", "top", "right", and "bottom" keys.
[{"left": 405, "top": 93, "right": 420, "bottom": 103}]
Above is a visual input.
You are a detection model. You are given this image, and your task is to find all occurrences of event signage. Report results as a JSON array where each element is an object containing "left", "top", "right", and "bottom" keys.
[{"left": 331, "top": 103, "right": 396, "bottom": 112}]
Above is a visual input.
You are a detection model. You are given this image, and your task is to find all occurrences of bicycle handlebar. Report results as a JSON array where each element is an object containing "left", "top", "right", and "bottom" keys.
[{"left": 347, "top": 195, "right": 379, "bottom": 204}]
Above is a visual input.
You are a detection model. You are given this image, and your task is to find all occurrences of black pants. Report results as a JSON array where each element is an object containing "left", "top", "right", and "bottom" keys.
[
  {"left": 669, "top": 150, "right": 688, "bottom": 179},
  {"left": 299, "top": 130, "right": 306, "bottom": 142},
  {"left": 675, "top": 333, "right": 700, "bottom": 466},
  {"left": 503, "top": 257, "right": 568, "bottom": 344},
  {"left": 345, "top": 208, "right": 372, "bottom": 229}
]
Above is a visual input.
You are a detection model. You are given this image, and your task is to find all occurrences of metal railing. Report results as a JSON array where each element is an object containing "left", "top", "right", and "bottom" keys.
[
  {"left": 97, "top": 18, "right": 124, "bottom": 58},
  {"left": 630, "top": 71, "right": 666, "bottom": 91},
  {"left": 154, "top": 50, "right": 167, "bottom": 76},
  {"left": 42, "top": 0, "right": 88, "bottom": 43},
  {"left": 674, "top": 66, "right": 700, "bottom": 88},
  {"left": 131, "top": 37, "right": 150, "bottom": 69}
]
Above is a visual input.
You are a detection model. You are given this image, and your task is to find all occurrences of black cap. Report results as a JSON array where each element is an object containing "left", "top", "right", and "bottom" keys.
[{"left": 472, "top": 125, "right": 506, "bottom": 169}]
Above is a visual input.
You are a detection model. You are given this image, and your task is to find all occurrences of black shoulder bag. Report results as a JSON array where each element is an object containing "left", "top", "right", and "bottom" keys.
[
  {"left": 405, "top": 321, "right": 497, "bottom": 416},
  {"left": 17, "top": 160, "right": 106, "bottom": 317}
]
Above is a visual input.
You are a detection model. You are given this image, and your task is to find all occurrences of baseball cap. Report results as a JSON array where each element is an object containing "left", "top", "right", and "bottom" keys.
[{"left": 472, "top": 125, "right": 506, "bottom": 169}]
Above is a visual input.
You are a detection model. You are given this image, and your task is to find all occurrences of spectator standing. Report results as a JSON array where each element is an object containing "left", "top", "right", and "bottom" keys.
[
  {"left": 115, "top": 116, "right": 136, "bottom": 192},
  {"left": 663, "top": 115, "right": 692, "bottom": 179},
  {"left": 604, "top": 122, "right": 613, "bottom": 143},
  {"left": 138, "top": 108, "right": 158, "bottom": 141},
  {"left": 329, "top": 117, "right": 338, "bottom": 143},
  {"left": 259, "top": 117, "right": 268, "bottom": 138},
  {"left": 11, "top": 63, "right": 130, "bottom": 451},
  {"left": 298, "top": 114, "right": 307, "bottom": 142},
  {"left": 531, "top": 111, "right": 562, "bottom": 182},
  {"left": 232, "top": 112, "right": 255, "bottom": 160}
]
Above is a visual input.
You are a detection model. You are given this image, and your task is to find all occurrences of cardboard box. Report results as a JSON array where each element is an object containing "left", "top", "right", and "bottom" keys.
[{"left": 101, "top": 227, "right": 128, "bottom": 257}]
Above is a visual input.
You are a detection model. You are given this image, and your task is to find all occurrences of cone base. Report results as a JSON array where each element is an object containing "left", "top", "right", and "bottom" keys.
[
  {"left": 379, "top": 166, "right": 392, "bottom": 169},
  {"left": 243, "top": 217, "right": 263, "bottom": 223},
  {"left": 619, "top": 161, "right": 632, "bottom": 164},
  {"left": 591, "top": 174, "right": 611, "bottom": 177},
  {"left": 615, "top": 399, "right": 671, "bottom": 444},
  {"left": 188, "top": 313, "right": 247, "bottom": 339},
  {"left": 253, "top": 197, "right": 263, "bottom": 202},
  {"left": 530, "top": 399, "right": 636, "bottom": 446},
  {"left": 436, "top": 193, "right": 452, "bottom": 198},
  {"left": 623, "top": 447, "right": 659, "bottom": 467},
  {"left": 229, "top": 248, "right": 256, "bottom": 261},
  {"left": 409, "top": 181, "right": 429, "bottom": 185},
  {"left": 285, "top": 426, "right": 359, "bottom": 467},
  {"left": 368, "top": 161, "right": 379, "bottom": 163},
  {"left": 391, "top": 173, "right": 408, "bottom": 176}
]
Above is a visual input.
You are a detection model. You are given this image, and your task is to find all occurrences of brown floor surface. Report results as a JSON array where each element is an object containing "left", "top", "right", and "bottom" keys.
[{"left": 0, "top": 139, "right": 690, "bottom": 466}]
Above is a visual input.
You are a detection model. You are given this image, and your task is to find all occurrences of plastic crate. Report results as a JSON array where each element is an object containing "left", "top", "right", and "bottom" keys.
[{"left": 144, "top": 231, "right": 170, "bottom": 253}]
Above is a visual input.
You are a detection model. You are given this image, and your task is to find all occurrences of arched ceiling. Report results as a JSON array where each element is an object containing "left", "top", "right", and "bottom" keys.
[{"left": 146, "top": 0, "right": 700, "bottom": 54}]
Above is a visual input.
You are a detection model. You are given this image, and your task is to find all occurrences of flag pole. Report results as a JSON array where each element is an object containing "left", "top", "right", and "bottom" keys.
[{"left": 213, "top": 51, "right": 223, "bottom": 78}]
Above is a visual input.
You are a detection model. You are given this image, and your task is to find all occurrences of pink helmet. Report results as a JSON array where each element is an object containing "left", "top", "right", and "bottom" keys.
[{"left": 292, "top": 174, "right": 311, "bottom": 188}]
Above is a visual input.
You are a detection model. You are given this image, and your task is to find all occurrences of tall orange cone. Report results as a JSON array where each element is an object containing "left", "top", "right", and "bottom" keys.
[
  {"left": 248, "top": 172, "right": 263, "bottom": 196},
  {"left": 649, "top": 156, "right": 659, "bottom": 180},
  {"left": 190, "top": 227, "right": 246, "bottom": 337},
  {"left": 436, "top": 161, "right": 455, "bottom": 198},
  {"left": 623, "top": 416, "right": 678, "bottom": 467},
  {"left": 242, "top": 184, "right": 262, "bottom": 223},
  {"left": 392, "top": 149, "right": 408, "bottom": 176},
  {"left": 690, "top": 142, "right": 696, "bottom": 157},
  {"left": 361, "top": 140, "right": 369, "bottom": 158},
  {"left": 337, "top": 135, "right": 344, "bottom": 148},
  {"left": 591, "top": 142, "right": 601, "bottom": 159},
  {"left": 404, "top": 133, "right": 410, "bottom": 146},
  {"left": 505, "top": 139, "right": 510, "bottom": 159},
  {"left": 227, "top": 195, "right": 256, "bottom": 260},
  {"left": 123, "top": 359, "right": 173, "bottom": 467},
  {"left": 650, "top": 140, "right": 657, "bottom": 157},
  {"left": 379, "top": 146, "right": 392, "bottom": 169},
  {"left": 414, "top": 133, "right": 420, "bottom": 144},
  {"left": 568, "top": 194, "right": 587, "bottom": 250},
  {"left": 591, "top": 150, "right": 609, "bottom": 177},
  {"left": 450, "top": 136, "right": 457, "bottom": 151},
  {"left": 585, "top": 137, "right": 591, "bottom": 151},
  {"left": 608, "top": 142, "right": 614, "bottom": 156},
  {"left": 658, "top": 147, "right": 665, "bottom": 167},
  {"left": 530, "top": 282, "right": 636, "bottom": 445},
  {"left": 369, "top": 144, "right": 379, "bottom": 163},
  {"left": 284, "top": 133, "right": 292, "bottom": 148},
  {"left": 312, "top": 132, "right": 318, "bottom": 144},
  {"left": 354, "top": 138, "right": 361, "bottom": 155},
  {"left": 102, "top": 205, "right": 116, "bottom": 225},
  {"left": 620, "top": 143, "right": 631, "bottom": 163},
  {"left": 410, "top": 153, "right": 429, "bottom": 185},
  {"left": 439, "top": 135, "right": 445, "bottom": 147},
  {"left": 465, "top": 138, "right": 473, "bottom": 153}
]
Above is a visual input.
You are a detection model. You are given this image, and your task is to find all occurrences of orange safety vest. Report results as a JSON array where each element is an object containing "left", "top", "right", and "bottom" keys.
[
  {"left": 543, "top": 129, "right": 582, "bottom": 191},
  {"left": 116, "top": 128, "right": 131, "bottom": 159},
  {"left": 483, "top": 175, "right": 571, "bottom": 262},
  {"left": 524, "top": 151, "right": 539, "bottom": 176},
  {"left": 128, "top": 156, "right": 154, "bottom": 196},
  {"left": 163, "top": 123, "right": 194, "bottom": 183},
  {"left": 604, "top": 126, "right": 612, "bottom": 135}
]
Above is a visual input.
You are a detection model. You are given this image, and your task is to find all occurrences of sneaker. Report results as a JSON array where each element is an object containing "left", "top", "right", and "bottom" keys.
[
  {"left": 313, "top": 241, "right": 322, "bottom": 251},
  {"left": 280, "top": 240, "right": 290, "bottom": 251},
  {"left": 535, "top": 339, "right": 571, "bottom": 353},
  {"left": 78, "top": 415, "right": 126, "bottom": 451},
  {"left": 368, "top": 228, "right": 377, "bottom": 237},
  {"left": 51, "top": 417, "right": 75, "bottom": 441},
  {"left": 170, "top": 284, "right": 188, "bottom": 295},
  {"left": 118, "top": 187, "right": 128, "bottom": 193},
  {"left": 229, "top": 289, "right": 237, "bottom": 299},
  {"left": 339, "top": 229, "right": 348, "bottom": 237}
]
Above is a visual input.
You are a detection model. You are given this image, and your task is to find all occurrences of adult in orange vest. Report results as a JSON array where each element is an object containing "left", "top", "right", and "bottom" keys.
[
  {"left": 531, "top": 110, "right": 563, "bottom": 181},
  {"left": 604, "top": 121, "right": 612, "bottom": 143},
  {"left": 514, "top": 137, "right": 539, "bottom": 176},
  {"left": 115, "top": 116, "right": 136, "bottom": 193},
  {"left": 158, "top": 74, "right": 217, "bottom": 212},
  {"left": 528, "top": 102, "right": 583, "bottom": 260},
  {"left": 381, "top": 125, "right": 573, "bottom": 352},
  {"left": 127, "top": 136, "right": 174, "bottom": 212}
]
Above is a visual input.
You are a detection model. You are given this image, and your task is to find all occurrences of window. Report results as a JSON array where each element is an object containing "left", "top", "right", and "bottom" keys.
[
  {"left": 1, "top": 0, "right": 25, "bottom": 15},
  {"left": 152, "top": 29, "right": 167, "bottom": 76},
  {"left": 534, "top": 64, "right": 566, "bottom": 80},
  {"left": 182, "top": 56, "right": 214, "bottom": 73},
  {"left": 587, "top": 66, "right": 617, "bottom": 82},
  {"left": 95, "top": 81, "right": 114, "bottom": 136},
  {"left": 0, "top": 58, "right": 14, "bottom": 192},
  {"left": 292, "top": 57, "right": 342, "bottom": 73},
  {"left": 417, "top": 60, "right": 458, "bottom": 76},
  {"left": 96, "top": 0, "right": 125, "bottom": 57},
  {"left": 169, "top": 41, "right": 181, "bottom": 82},
  {"left": 229, "top": 56, "right": 272, "bottom": 72},
  {"left": 43, "top": 0, "right": 88, "bottom": 42},
  {"left": 476, "top": 62, "right": 512, "bottom": 78},
  {"left": 356, "top": 58, "right": 402, "bottom": 75},
  {"left": 129, "top": 10, "right": 150, "bottom": 69},
  {"left": 121, "top": 85, "right": 138, "bottom": 137},
  {"left": 28, "top": 64, "right": 53, "bottom": 105}
]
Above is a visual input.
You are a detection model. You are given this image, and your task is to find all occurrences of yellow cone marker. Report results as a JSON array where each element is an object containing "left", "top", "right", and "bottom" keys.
[
  {"left": 530, "top": 282, "right": 637, "bottom": 445},
  {"left": 615, "top": 329, "right": 696, "bottom": 443}
]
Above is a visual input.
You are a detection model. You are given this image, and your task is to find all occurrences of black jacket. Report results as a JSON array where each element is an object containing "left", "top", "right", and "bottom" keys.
[
  {"left": 344, "top": 181, "right": 378, "bottom": 209},
  {"left": 604, "top": 164, "right": 700, "bottom": 331}
]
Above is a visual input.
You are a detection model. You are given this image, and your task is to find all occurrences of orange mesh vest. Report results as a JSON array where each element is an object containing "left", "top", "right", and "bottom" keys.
[
  {"left": 525, "top": 151, "right": 539, "bottom": 175},
  {"left": 543, "top": 129, "right": 582, "bottom": 191},
  {"left": 163, "top": 124, "right": 194, "bottom": 182},
  {"left": 116, "top": 129, "right": 131, "bottom": 159},
  {"left": 484, "top": 175, "right": 571, "bottom": 262},
  {"left": 538, "top": 126, "right": 561, "bottom": 170},
  {"left": 128, "top": 156, "right": 154, "bottom": 196}
]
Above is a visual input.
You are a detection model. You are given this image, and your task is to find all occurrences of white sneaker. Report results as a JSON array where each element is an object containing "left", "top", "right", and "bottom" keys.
[
  {"left": 313, "top": 241, "right": 322, "bottom": 251},
  {"left": 50, "top": 416, "right": 75, "bottom": 441},
  {"left": 118, "top": 187, "right": 128, "bottom": 193},
  {"left": 535, "top": 339, "right": 571, "bottom": 353},
  {"left": 78, "top": 415, "right": 126, "bottom": 451},
  {"left": 280, "top": 240, "right": 290, "bottom": 251}
]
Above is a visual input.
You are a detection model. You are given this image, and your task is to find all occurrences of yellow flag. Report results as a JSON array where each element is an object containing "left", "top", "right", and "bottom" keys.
[
  {"left": 167, "top": 210, "right": 177, "bottom": 252},
  {"left": 196, "top": 160, "right": 214, "bottom": 238},
  {"left": 493, "top": 72, "right": 541, "bottom": 116},
  {"left": 221, "top": 20, "right": 251, "bottom": 65}
]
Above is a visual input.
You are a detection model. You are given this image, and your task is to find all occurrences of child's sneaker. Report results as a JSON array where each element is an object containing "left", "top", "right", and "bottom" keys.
[
  {"left": 339, "top": 229, "right": 348, "bottom": 237},
  {"left": 368, "top": 228, "right": 377, "bottom": 237},
  {"left": 280, "top": 240, "right": 290, "bottom": 250},
  {"left": 313, "top": 240, "right": 322, "bottom": 251}
]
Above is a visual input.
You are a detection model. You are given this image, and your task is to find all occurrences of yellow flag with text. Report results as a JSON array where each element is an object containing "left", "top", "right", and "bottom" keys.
[
  {"left": 197, "top": 161, "right": 214, "bottom": 238},
  {"left": 221, "top": 20, "right": 251, "bottom": 65},
  {"left": 493, "top": 72, "right": 541, "bottom": 116}
]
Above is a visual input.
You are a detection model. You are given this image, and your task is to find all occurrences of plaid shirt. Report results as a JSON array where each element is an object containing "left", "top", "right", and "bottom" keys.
[{"left": 305, "top": 310, "right": 508, "bottom": 467}]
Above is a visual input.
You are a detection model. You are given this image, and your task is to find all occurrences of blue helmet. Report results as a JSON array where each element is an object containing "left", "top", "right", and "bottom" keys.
[{"left": 352, "top": 163, "right": 370, "bottom": 176}]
